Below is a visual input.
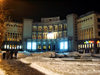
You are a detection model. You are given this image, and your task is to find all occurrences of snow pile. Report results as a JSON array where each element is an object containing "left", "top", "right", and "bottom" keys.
[
  {"left": 19, "top": 52, "right": 100, "bottom": 75},
  {"left": 0, "top": 69, "right": 6, "bottom": 75},
  {"left": 32, "top": 52, "right": 55, "bottom": 57},
  {"left": 66, "top": 52, "right": 80, "bottom": 57}
]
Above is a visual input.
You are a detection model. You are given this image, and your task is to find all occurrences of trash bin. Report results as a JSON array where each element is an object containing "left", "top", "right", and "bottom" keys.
[{"left": 2, "top": 53, "right": 6, "bottom": 59}]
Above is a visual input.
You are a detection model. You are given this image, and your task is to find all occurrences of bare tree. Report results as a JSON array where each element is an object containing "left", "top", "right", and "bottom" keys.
[{"left": 0, "top": 0, "right": 8, "bottom": 50}]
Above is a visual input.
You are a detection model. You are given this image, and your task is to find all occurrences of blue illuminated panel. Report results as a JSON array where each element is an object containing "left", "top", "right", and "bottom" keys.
[
  {"left": 27, "top": 42, "right": 31, "bottom": 50},
  {"left": 60, "top": 42, "right": 63, "bottom": 49},
  {"left": 60, "top": 41, "right": 68, "bottom": 51},
  {"left": 32, "top": 42, "right": 36, "bottom": 50},
  {"left": 65, "top": 42, "right": 68, "bottom": 49}
]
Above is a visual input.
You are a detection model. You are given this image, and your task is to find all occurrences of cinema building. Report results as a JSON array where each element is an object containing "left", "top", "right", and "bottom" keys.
[
  {"left": 23, "top": 14, "right": 78, "bottom": 52},
  {"left": 77, "top": 11, "right": 100, "bottom": 53}
]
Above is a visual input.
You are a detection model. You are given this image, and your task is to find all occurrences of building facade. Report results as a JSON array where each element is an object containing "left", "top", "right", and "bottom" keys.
[
  {"left": 23, "top": 17, "right": 68, "bottom": 52},
  {"left": 23, "top": 15, "right": 77, "bottom": 52},
  {"left": 1, "top": 21, "right": 23, "bottom": 51},
  {"left": 2, "top": 11, "right": 100, "bottom": 53},
  {"left": 77, "top": 11, "right": 100, "bottom": 53}
]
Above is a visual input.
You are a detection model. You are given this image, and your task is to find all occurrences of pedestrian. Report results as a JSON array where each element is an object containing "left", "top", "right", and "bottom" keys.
[
  {"left": 14, "top": 50, "right": 18, "bottom": 59},
  {"left": 2, "top": 52, "right": 6, "bottom": 59},
  {"left": 6, "top": 51, "right": 10, "bottom": 59},
  {"left": 10, "top": 50, "right": 14, "bottom": 59}
]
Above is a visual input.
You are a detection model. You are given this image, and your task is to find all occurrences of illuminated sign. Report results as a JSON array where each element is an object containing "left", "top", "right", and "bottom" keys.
[
  {"left": 97, "top": 40, "right": 100, "bottom": 44},
  {"left": 84, "top": 41, "right": 94, "bottom": 44}
]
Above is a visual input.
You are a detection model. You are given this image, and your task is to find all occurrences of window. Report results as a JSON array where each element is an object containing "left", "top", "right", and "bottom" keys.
[
  {"left": 33, "top": 26, "right": 37, "bottom": 31},
  {"left": 98, "top": 18, "right": 100, "bottom": 22},
  {"left": 85, "top": 44, "right": 86, "bottom": 48},
  {"left": 38, "top": 26, "right": 42, "bottom": 31},
  {"left": 98, "top": 25, "right": 100, "bottom": 29},
  {"left": 60, "top": 41, "right": 68, "bottom": 50},
  {"left": 98, "top": 32, "right": 100, "bottom": 36},
  {"left": 87, "top": 44, "right": 89, "bottom": 48},
  {"left": 78, "top": 45, "right": 80, "bottom": 49},
  {"left": 83, "top": 45, "right": 84, "bottom": 48},
  {"left": 43, "top": 45, "right": 46, "bottom": 49},
  {"left": 32, "top": 42, "right": 36, "bottom": 50},
  {"left": 27, "top": 42, "right": 31, "bottom": 50}
]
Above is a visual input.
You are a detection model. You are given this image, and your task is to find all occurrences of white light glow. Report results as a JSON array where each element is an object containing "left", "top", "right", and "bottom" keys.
[
  {"left": 20, "top": 45, "right": 22, "bottom": 49},
  {"left": 60, "top": 41, "right": 68, "bottom": 50},
  {"left": 47, "top": 33, "right": 54, "bottom": 39},
  {"left": 17, "top": 45, "right": 20, "bottom": 49},
  {"left": 12, "top": 45, "right": 14, "bottom": 49},
  {"left": 27, "top": 42, "right": 31, "bottom": 50},
  {"left": 7, "top": 45, "right": 9, "bottom": 49},
  {"left": 4, "top": 45, "right": 6, "bottom": 49},
  {"left": 60, "top": 42, "right": 63, "bottom": 49},
  {"left": 32, "top": 42, "right": 36, "bottom": 50},
  {"left": 65, "top": 42, "right": 68, "bottom": 49}
]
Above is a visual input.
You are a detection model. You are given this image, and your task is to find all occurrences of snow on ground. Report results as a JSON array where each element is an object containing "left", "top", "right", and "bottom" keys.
[
  {"left": 19, "top": 52, "right": 100, "bottom": 75},
  {"left": 0, "top": 69, "right": 6, "bottom": 75}
]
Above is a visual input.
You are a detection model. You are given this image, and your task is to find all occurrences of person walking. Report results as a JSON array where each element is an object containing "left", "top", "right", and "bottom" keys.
[
  {"left": 14, "top": 50, "right": 18, "bottom": 59},
  {"left": 6, "top": 51, "right": 10, "bottom": 59},
  {"left": 10, "top": 50, "right": 14, "bottom": 59}
]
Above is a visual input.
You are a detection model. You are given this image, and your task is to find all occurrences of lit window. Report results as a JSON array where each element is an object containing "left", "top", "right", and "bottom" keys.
[
  {"left": 78, "top": 45, "right": 80, "bottom": 49},
  {"left": 20, "top": 45, "right": 22, "bottom": 49},
  {"left": 83, "top": 45, "right": 84, "bottom": 48},
  {"left": 32, "top": 42, "right": 36, "bottom": 50},
  {"left": 7, "top": 45, "right": 9, "bottom": 49},
  {"left": 60, "top": 41, "right": 68, "bottom": 50},
  {"left": 65, "top": 42, "right": 68, "bottom": 49},
  {"left": 87, "top": 44, "right": 89, "bottom": 48},
  {"left": 60, "top": 42, "right": 63, "bottom": 49},
  {"left": 4, "top": 45, "right": 6, "bottom": 49},
  {"left": 89, "top": 44, "right": 92, "bottom": 48},
  {"left": 99, "top": 43, "right": 100, "bottom": 47},
  {"left": 85, "top": 44, "right": 86, "bottom": 48},
  {"left": 27, "top": 42, "right": 31, "bottom": 50},
  {"left": 12, "top": 45, "right": 14, "bottom": 49},
  {"left": 81, "top": 45, "right": 82, "bottom": 48},
  {"left": 17, "top": 45, "right": 20, "bottom": 49},
  {"left": 92, "top": 44, "right": 94, "bottom": 48},
  {"left": 10, "top": 45, "right": 11, "bottom": 49},
  {"left": 43, "top": 45, "right": 46, "bottom": 49}
]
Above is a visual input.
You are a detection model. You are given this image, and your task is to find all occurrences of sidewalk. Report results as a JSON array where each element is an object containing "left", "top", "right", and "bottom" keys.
[{"left": 0, "top": 53, "right": 45, "bottom": 75}]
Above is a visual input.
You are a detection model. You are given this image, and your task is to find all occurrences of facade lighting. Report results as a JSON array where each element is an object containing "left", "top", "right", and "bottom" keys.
[{"left": 84, "top": 41, "right": 94, "bottom": 44}]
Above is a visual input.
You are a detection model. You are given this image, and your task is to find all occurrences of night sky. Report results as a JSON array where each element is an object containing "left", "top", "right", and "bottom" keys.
[{"left": 6, "top": 0, "right": 100, "bottom": 21}]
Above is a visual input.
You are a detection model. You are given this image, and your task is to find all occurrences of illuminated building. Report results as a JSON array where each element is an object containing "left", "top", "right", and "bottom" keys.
[
  {"left": 23, "top": 14, "right": 77, "bottom": 52},
  {"left": 1, "top": 21, "right": 23, "bottom": 50},
  {"left": 77, "top": 11, "right": 100, "bottom": 53}
]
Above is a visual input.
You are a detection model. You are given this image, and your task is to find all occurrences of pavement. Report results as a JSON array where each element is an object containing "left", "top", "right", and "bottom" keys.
[{"left": 0, "top": 53, "right": 45, "bottom": 75}]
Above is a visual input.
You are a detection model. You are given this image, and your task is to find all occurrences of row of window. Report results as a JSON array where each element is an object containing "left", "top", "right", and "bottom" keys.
[
  {"left": 33, "top": 24, "right": 67, "bottom": 32},
  {"left": 32, "top": 31, "right": 67, "bottom": 39},
  {"left": 78, "top": 17, "right": 93, "bottom": 23},
  {"left": 6, "top": 24, "right": 22, "bottom": 28},
  {"left": 6, "top": 38, "right": 22, "bottom": 41},
  {"left": 79, "top": 43, "right": 100, "bottom": 49},
  {"left": 78, "top": 44, "right": 94, "bottom": 49},
  {"left": 78, "top": 28, "right": 93, "bottom": 40},
  {"left": 4, "top": 44, "right": 22, "bottom": 49}
]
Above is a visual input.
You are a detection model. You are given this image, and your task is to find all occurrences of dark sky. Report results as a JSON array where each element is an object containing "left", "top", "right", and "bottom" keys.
[{"left": 6, "top": 0, "right": 100, "bottom": 21}]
